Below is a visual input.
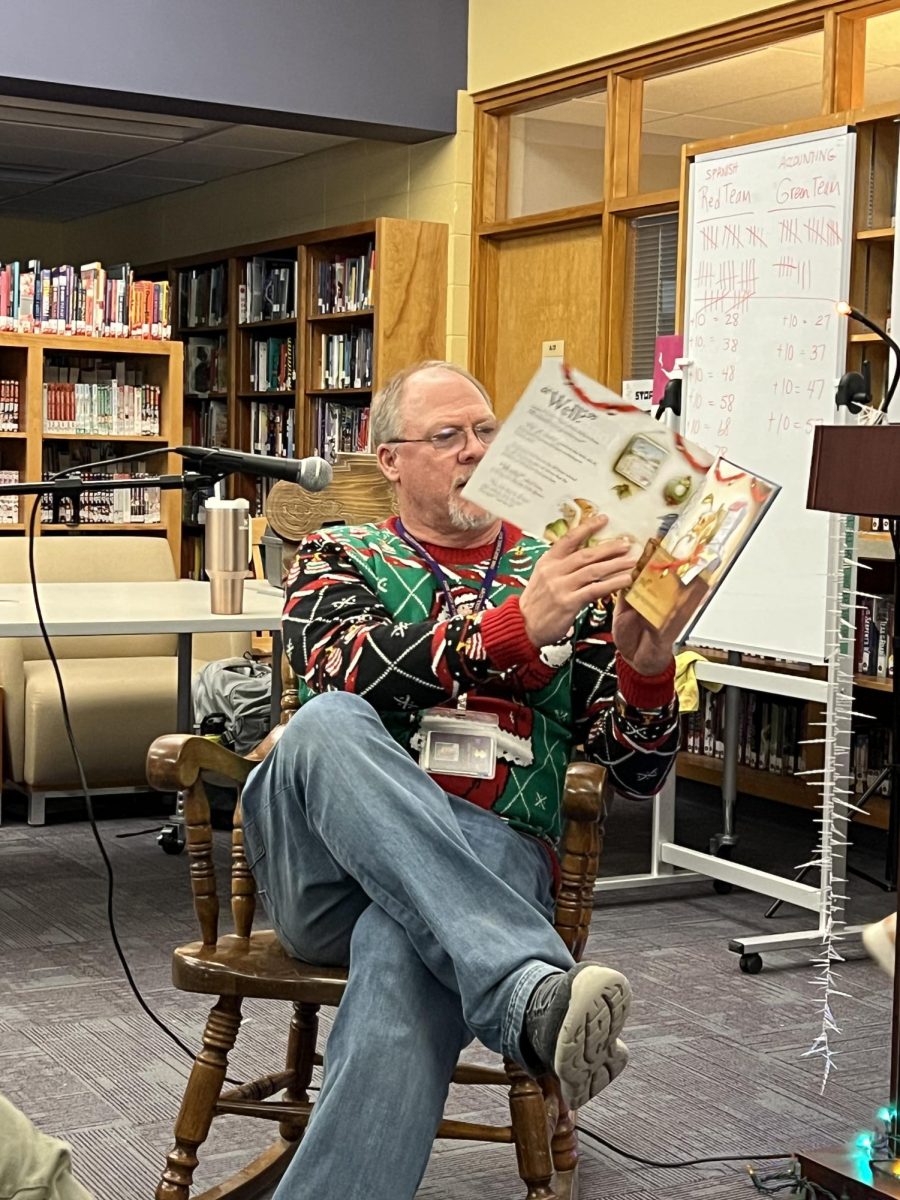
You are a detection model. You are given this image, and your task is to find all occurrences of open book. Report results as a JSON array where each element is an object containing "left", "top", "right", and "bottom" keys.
[{"left": 462, "top": 360, "right": 780, "bottom": 640}]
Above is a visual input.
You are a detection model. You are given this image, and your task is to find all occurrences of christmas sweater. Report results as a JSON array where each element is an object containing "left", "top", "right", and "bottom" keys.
[{"left": 282, "top": 519, "right": 679, "bottom": 847}]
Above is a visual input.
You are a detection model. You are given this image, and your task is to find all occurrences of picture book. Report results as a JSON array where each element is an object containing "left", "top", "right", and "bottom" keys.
[
  {"left": 625, "top": 457, "right": 780, "bottom": 640},
  {"left": 462, "top": 358, "right": 716, "bottom": 549},
  {"left": 462, "top": 359, "right": 780, "bottom": 639}
]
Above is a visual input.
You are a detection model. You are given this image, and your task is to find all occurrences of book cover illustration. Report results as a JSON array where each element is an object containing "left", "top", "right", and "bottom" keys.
[
  {"left": 462, "top": 359, "right": 715, "bottom": 550},
  {"left": 625, "top": 458, "right": 780, "bottom": 640}
]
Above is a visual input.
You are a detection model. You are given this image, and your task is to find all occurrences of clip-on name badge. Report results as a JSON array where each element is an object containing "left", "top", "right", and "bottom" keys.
[{"left": 418, "top": 708, "right": 499, "bottom": 779}]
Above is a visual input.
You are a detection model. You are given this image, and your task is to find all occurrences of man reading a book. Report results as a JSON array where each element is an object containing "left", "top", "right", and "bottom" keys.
[{"left": 241, "top": 361, "right": 680, "bottom": 1199}]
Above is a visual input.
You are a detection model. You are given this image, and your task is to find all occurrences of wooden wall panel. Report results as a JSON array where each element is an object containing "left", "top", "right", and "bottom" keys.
[
  {"left": 481, "top": 223, "right": 603, "bottom": 418},
  {"left": 372, "top": 218, "right": 448, "bottom": 387}
]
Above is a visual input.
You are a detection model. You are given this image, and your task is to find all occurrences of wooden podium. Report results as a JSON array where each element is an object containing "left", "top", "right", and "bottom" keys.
[{"left": 803, "top": 423, "right": 900, "bottom": 1196}]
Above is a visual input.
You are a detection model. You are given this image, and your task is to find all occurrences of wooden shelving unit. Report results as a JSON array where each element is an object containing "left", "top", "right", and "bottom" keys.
[
  {"left": 0, "top": 333, "right": 183, "bottom": 565},
  {"left": 145, "top": 218, "right": 447, "bottom": 577}
]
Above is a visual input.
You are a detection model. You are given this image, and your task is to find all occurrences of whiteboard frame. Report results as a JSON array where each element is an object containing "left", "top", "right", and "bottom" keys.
[{"left": 680, "top": 125, "right": 856, "bottom": 664}]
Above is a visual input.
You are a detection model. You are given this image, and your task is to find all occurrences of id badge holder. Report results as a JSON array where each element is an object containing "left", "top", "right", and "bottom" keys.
[{"left": 418, "top": 708, "right": 499, "bottom": 779}]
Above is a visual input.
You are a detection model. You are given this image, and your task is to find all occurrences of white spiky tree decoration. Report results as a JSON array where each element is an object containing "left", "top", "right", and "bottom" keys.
[{"left": 802, "top": 516, "right": 866, "bottom": 1087}]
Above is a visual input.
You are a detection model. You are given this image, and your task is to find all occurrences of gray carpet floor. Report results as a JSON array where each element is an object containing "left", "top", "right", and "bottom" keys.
[{"left": 0, "top": 781, "right": 894, "bottom": 1199}]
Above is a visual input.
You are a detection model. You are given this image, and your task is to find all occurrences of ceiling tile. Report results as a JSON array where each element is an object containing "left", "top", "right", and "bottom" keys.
[
  {"left": 44, "top": 173, "right": 199, "bottom": 202},
  {"left": 0, "top": 94, "right": 214, "bottom": 136},
  {"left": 699, "top": 83, "right": 825, "bottom": 127},
  {"left": 644, "top": 41, "right": 824, "bottom": 115},
  {"left": 203, "top": 125, "right": 347, "bottom": 154},
  {"left": 865, "top": 63, "right": 900, "bottom": 105},
  {"left": 148, "top": 140, "right": 298, "bottom": 169},
  {"left": 0, "top": 93, "right": 357, "bottom": 220},
  {"left": 865, "top": 11, "right": 900, "bottom": 66},
  {"left": 0, "top": 120, "right": 180, "bottom": 158}
]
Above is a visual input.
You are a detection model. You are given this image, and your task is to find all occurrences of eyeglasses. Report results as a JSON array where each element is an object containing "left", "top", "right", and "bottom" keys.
[{"left": 388, "top": 424, "right": 499, "bottom": 454}]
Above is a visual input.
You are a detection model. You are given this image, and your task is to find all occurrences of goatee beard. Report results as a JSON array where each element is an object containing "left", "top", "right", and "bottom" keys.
[{"left": 447, "top": 493, "right": 496, "bottom": 532}]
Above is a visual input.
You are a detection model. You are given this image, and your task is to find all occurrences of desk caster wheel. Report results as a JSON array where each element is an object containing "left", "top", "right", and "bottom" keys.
[
  {"left": 739, "top": 953, "right": 763, "bottom": 975},
  {"left": 158, "top": 824, "right": 185, "bottom": 855},
  {"left": 713, "top": 844, "right": 733, "bottom": 895}
]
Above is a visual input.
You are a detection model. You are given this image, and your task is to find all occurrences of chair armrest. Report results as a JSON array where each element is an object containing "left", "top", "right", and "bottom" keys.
[
  {"left": 554, "top": 762, "right": 609, "bottom": 961},
  {"left": 561, "top": 761, "right": 609, "bottom": 827},
  {"left": 146, "top": 734, "right": 257, "bottom": 792}
]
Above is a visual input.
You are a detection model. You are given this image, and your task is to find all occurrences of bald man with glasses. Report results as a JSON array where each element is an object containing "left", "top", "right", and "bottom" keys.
[{"left": 241, "top": 360, "right": 681, "bottom": 1200}]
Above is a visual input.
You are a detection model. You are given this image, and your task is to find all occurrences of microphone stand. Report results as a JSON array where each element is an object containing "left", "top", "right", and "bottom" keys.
[
  {"left": 0, "top": 471, "right": 227, "bottom": 525},
  {"left": 0, "top": 462, "right": 276, "bottom": 857}
]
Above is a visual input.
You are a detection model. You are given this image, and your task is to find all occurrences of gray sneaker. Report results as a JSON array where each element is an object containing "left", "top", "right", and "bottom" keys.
[{"left": 523, "top": 962, "right": 631, "bottom": 1110}]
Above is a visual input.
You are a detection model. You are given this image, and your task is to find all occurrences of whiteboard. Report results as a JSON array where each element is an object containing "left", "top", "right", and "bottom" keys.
[{"left": 682, "top": 127, "right": 856, "bottom": 662}]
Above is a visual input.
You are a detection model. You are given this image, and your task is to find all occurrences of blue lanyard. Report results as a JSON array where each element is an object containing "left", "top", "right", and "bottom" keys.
[{"left": 394, "top": 520, "right": 506, "bottom": 617}]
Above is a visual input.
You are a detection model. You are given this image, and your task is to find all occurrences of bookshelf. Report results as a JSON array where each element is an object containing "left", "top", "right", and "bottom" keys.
[
  {"left": 676, "top": 112, "right": 900, "bottom": 831},
  {"left": 153, "top": 218, "right": 448, "bottom": 578},
  {"left": 0, "top": 333, "right": 183, "bottom": 566}
]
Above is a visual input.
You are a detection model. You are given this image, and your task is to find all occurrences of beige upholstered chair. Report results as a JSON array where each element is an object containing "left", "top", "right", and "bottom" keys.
[{"left": 0, "top": 535, "right": 245, "bottom": 823}]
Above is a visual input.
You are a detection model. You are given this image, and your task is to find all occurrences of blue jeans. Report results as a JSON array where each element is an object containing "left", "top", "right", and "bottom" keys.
[{"left": 240, "top": 691, "right": 575, "bottom": 1200}]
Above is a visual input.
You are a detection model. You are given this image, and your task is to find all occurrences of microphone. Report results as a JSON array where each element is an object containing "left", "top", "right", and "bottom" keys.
[
  {"left": 836, "top": 302, "right": 900, "bottom": 417},
  {"left": 175, "top": 446, "right": 333, "bottom": 491}
]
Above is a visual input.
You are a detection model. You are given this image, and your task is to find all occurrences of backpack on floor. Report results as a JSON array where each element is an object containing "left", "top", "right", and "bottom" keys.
[{"left": 192, "top": 654, "right": 272, "bottom": 755}]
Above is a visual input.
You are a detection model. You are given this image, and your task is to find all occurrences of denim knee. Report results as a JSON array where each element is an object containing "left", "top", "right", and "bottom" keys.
[{"left": 282, "top": 691, "right": 376, "bottom": 754}]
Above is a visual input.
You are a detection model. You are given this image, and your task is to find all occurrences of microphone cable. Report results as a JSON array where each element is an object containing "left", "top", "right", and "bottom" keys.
[{"left": 23, "top": 493, "right": 245, "bottom": 1085}]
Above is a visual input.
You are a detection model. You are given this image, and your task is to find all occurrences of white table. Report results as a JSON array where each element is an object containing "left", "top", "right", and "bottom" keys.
[
  {"left": 0, "top": 579, "right": 285, "bottom": 732},
  {"left": 0, "top": 578, "right": 285, "bottom": 841}
]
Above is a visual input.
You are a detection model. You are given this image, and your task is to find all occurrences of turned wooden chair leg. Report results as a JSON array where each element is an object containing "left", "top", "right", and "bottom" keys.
[
  {"left": 156, "top": 995, "right": 243, "bottom": 1200},
  {"left": 551, "top": 1102, "right": 580, "bottom": 1200},
  {"left": 280, "top": 1001, "right": 320, "bottom": 1141},
  {"left": 506, "top": 1059, "right": 556, "bottom": 1200}
]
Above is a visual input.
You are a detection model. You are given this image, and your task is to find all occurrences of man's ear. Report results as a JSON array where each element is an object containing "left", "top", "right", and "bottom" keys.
[{"left": 377, "top": 443, "right": 401, "bottom": 483}]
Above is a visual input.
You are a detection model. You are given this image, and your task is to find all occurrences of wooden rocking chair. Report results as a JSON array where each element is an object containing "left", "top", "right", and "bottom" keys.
[{"left": 146, "top": 457, "right": 611, "bottom": 1200}]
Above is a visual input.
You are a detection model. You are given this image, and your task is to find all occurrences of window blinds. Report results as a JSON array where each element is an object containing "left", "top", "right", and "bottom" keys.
[{"left": 626, "top": 213, "right": 678, "bottom": 378}]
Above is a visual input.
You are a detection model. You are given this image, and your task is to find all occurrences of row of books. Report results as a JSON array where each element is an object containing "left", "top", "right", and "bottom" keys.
[
  {"left": 238, "top": 257, "right": 296, "bottom": 324},
  {"left": 314, "top": 246, "right": 375, "bottom": 314},
  {"left": 0, "top": 260, "right": 170, "bottom": 339},
  {"left": 855, "top": 595, "right": 894, "bottom": 678},
  {"left": 313, "top": 399, "right": 371, "bottom": 462},
  {"left": 249, "top": 401, "right": 295, "bottom": 459},
  {"left": 0, "top": 379, "right": 19, "bottom": 431},
  {"left": 853, "top": 727, "right": 894, "bottom": 798},
  {"left": 185, "top": 335, "right": 227, "bottom": 395},
  {"left": 681, "top": 689, "right": 808, "bottom": 776},
  {"left": 0, "top": 469, "right": 18, "bottom": 523},
  {"left": 318, "top": 328, "right": 373, "bottom": 390},
  {"left": 250, "top": 335, "right": 296, "bottom": 393},
  {"left": 183, "top": 400, "right": 228, "bottom": 449},
  {"left": 178, "top": 265, "right": 227, "bottom": 330},
  {"left": 42, "top": 382, "right": 161, "bottom": 436},
  {"left": 39, "top": 472, "right": 161, "bottom": 525}
]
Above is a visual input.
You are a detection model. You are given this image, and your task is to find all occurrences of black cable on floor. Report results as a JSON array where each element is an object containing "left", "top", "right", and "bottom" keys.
[
  {"left": 26, "top": 496, "right": 244, "bottom": 1087},
  {"left": 577, "top": 1124, "right": 791, "bottom": 1168}
]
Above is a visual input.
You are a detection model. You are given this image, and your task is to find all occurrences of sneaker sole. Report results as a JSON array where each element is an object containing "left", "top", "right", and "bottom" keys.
[
  {"left": 552, "top": 964, "right": 632, "bottom": 1111},
  {"left": 863, "top": 920, "right": 896, "bottom": 977}
]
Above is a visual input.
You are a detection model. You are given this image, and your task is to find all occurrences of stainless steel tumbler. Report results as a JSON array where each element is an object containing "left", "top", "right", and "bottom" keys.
[{"left": 204, "top": 498, "right": 251, "bottom": 613}]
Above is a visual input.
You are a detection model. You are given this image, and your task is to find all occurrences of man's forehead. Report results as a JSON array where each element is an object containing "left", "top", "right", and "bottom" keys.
[{"left": 403, "top": 369, "right": 490, "bottom": 425}]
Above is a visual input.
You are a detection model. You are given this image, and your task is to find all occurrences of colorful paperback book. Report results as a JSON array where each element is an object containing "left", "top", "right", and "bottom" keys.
[{"left": 462, "top": 359, "right": 780, "bottom": 640}]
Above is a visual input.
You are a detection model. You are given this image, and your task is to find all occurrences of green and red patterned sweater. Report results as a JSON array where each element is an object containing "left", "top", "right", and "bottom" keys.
[{"left": 282, "top": 518, "right": 679, "bottom": 847}]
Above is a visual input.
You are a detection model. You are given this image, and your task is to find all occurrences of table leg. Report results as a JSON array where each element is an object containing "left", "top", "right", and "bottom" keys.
[
  {"left": 271, "top": 629, "right": 283, "bottom": 727},
  {"left": 159, "top": 632, "right": 194, "bottom": 855},
  {"left": 177, "top": 632, "right": 193, "bottom": 734}
]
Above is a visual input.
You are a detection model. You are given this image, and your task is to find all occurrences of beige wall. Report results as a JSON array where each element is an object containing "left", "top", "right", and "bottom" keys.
[
  {"left": 0, "top": 217, "right": 63, "bottom": 264},
  {"left": 50, "top": 92, "right": 473, "bottom": 364},
  {"left": 468, "top": 0, "right": 786, "bottom": 92}
]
